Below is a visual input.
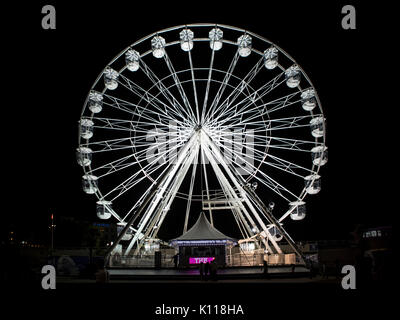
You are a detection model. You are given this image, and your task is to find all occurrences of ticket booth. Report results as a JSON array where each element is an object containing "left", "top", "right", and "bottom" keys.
[{"left": 169, "top": 212, "right": 236, "bottom": 268}]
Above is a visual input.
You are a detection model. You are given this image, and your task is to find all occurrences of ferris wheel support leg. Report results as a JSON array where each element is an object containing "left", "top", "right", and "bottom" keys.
[
  {"left": 104, "top": 133, "right": 197, "bottom": 266},
  {"left": 183, "top": 150, "right": 199, "bottom": 233},
  {"left": 152, "top": 153, "right": 194, "bottom": 238},
  {"left": 214, "top": 174, "right": 254, "bottom": 241},
  {"left": 132, "top": 147, "right": 199, "bottom": 255},
  {"left": 200, "top": 139, "right": 276, "bottom": 254},
  {"left": 201, "top": 129, "right": 283, "bottom": 254},
  {"left": 201, "top": 143, "right": 253, "bottom": 234},
  {"left": 151, "top": 149, "right": 197, "bottom": 238},
  {"left": 123, "top": 137, "right": 198, "bottom": 256},
  {"left": 200, "top": 148, "right": 214, "bottom": 226}
]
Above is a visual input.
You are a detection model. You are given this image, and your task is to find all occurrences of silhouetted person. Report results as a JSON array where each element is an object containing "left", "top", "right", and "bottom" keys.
[
  {"left": 362, "top": 255, "right": 373, "bottom": 285},
  {"left": 263, "top": 260, "right": 269, "bottom": 279},
  {"left": 210, "top": 260, "right": 218, "bottom": 281},
  {"left": 322, "top": 263, "right": 328, "bottom": 279},
  {"left": 204, "top": 262, "right": 210, "bottom": 280},
  {"left": 173, "top": 254, "right": 179, "bottom": 268},
  {"left": 309, "top": 261, "right": 314, "bottom": 279},
  {"left": 95, "top": 266, "right": 109, "bottom": 284},
  {"left": 199, "top": 262, "right": 205, "bottom": 280},
  {"left": 291, "top": 264, "right": 295, "bottom": 273}
]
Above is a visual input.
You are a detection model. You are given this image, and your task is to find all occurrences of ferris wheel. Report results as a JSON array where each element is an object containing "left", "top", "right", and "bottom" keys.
[{"left": 77, "top": 23, "right": 328, "bottom": 261}]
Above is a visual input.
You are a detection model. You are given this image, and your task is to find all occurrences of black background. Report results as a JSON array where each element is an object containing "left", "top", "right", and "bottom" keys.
[{"left": 0, "top": 0, "right": 394, "bottom": 314}]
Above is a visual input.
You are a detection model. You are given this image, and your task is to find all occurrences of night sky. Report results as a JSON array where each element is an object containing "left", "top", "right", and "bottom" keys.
[{"left": 1, "top": 1, "right": 392, "bottom": 246}]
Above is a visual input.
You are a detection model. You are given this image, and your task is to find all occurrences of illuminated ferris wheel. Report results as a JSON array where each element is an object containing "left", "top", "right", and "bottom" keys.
[{"left": 77, "top": 23, "right": 328, "bottom": 262}]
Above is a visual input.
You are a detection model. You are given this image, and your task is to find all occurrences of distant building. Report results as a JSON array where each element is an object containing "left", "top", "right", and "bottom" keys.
[{"left": 361, "top": 226, "right": 392, "bottom": 251}]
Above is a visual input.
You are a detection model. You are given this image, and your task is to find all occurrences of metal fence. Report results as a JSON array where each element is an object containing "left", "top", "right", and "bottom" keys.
[
  {"left": 109, "top": 254, "right": 175, "bottom": 268},
  {"left": 108, "top": 252, "right": 299, "bottom": 268},
  {"left": 226, "top": 253, "right": 264, "bottom": 266}
]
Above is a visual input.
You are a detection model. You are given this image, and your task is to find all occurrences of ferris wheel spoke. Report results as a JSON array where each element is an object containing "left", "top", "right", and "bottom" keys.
[
  {"left": 222, "top": 134, "right": 315, "bottom": 176},
  {"left": 102, "top": 97, "right": 183, "bottom": 128},
  {"left": 213, "top": 90, "right": 300, "bottom": 130},
  {"left": 266, "top": 136, "right": 322, "bottom": 152},
  {"left": 107, "top": 156, "right": 173, "bottom": 203},
  {"left": 88, "top": 137, "right": 135, "bottom": 153},
  {"left": 220, "top": 114, "right": 316, "bottom": 134},
  {"left": 162, "top": 52, "right": 197, "bottom": 123},
  {"left": 205, "top": 50, "right": 240, "bottom": 122},
  {"left": 109, "top": 163, "right": 166, "bottom": 203},
  {"left": 268, "top": 123, "right": 311, "bottom": 132},
  {"left": 227, "top": 90, "right": 300, "bottom": 125},
  {"left": 201, "top": 46, "right": 216, "bottom": 124},
  {"left": 268, "top": 114, "right": 317, "bottom": 126},
  {"left": 101, "top": 138, "right": 187, "bottom": 201},
  {"left": 213, "top": 115, "right": 312, "bottom": 133},
  {"left": 264, "top": 93, "right": 302, "bottom": 114},
  {"left": 139, "top": 59, "right": 196, "bottom": 123},
  {"left": 264, "top": 156, "right": 313, "bottom": 178},
  {"left": 113, "top": 74, "right": 184, "bottom": 122},
  {"left": 187, "top": 49, "right": 201, "bottom": 123},
  {"left": 217, "top": 136, "right": 307, "bottom": 179},
  {"left": 94, "top": 139, "right": 183, "bottom": 180},
  {"left": 209, "top": 104, "right": 259, "bottom": 128},
  {"left": 207, "top": 71, "right": 285, "bottom": 127},
  {"left": 205, "top": 56, "right": 265, "bottom": 123},
  {"left": 86, "top": 134, "right": 181, "bottom": 157},
  {"left": 211, "top": 137, "right": 299, "bottom": 201},
  {"left": 86, "top": 131, "right": 168, "bottom": 150},
  {"left": 89, "top": 153, "right": 136, "bottom": 176},
  {"left": 112, "top": 156, "right": 177, "bottom": 201},
  {"left": 118, "top": 70, "right": 178, "bottom": 116},
  {"left": 183, "top": 148, "right": 199, "bottom": 233},
  {"left": 91, "top": 117, "right": 136, "bottom": 132},
  {"left": 132, "top": 136, "right": 186, "bottom": 164}
]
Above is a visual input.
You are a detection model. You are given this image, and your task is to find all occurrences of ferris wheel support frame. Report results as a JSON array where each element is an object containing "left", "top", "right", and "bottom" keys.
[
  {"left": 104, "top": 132, "right": 197, "bottom": 263},
  {"left": 200, "top": 129, "right": 283, "bottom": 254},
  {"left": 123, "top": 134, "right": 199, "bottom": 256},
  {"left": 203, "top": 128, "right": 306, "bottom": 261},
  {"left": 132, "top": 147, "right": 200, "bottom": 255},
  {"left": 200, "top": 141, "right": 276, "bottom": 254}
]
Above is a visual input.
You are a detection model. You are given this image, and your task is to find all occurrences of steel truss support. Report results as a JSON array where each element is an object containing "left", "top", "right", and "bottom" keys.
[
  {"left": 133, "top": 147, "right": 200, "bottom": 255},
  {"left": 202, "top": 129, "right": 306, "bottom": 263},
  {"left": 200, "top": 130, "right": 281, "bottom": 254},
  {"left": 104, "top": 133, "right": 197, "bottom": 265}
]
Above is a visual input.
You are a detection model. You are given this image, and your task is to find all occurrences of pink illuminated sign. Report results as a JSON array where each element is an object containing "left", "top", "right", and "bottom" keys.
[{"left": 189, "top": 257, "right": 215, "bottom": 264}]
